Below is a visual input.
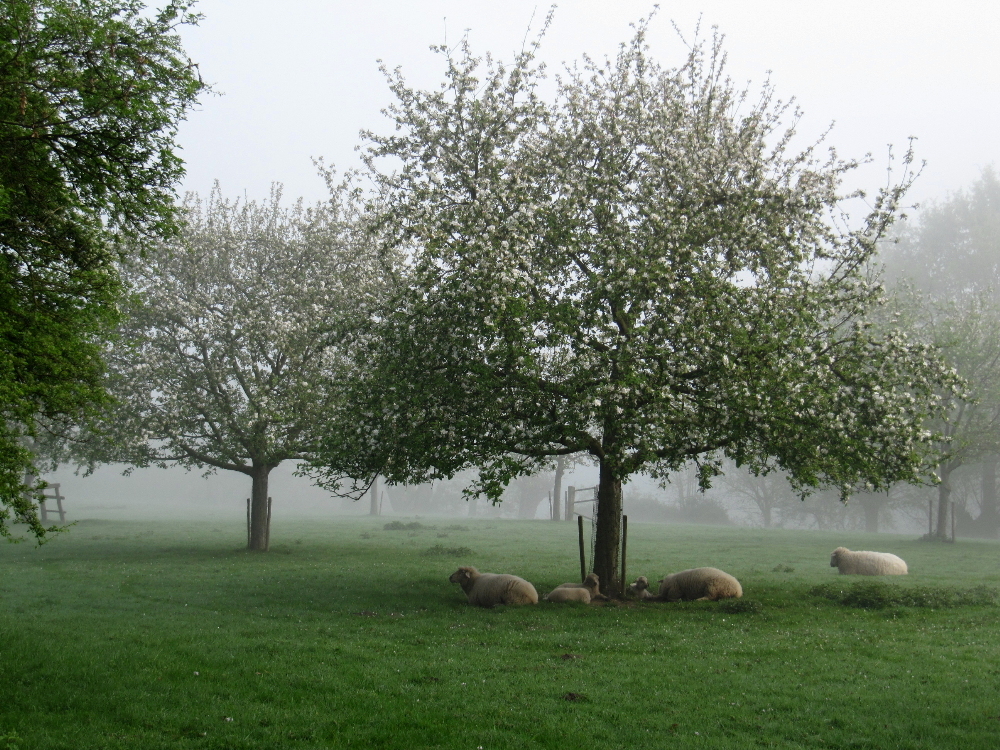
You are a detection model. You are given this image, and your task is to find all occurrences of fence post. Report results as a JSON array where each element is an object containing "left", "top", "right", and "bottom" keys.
[
  {"left": 567, "top": 486, "right": 576, "bottom": 522},
  {"left": 246, "top": 498, "right": 251, "bottom": 548},
  {"left": 578, "top": 515, "right": 586, "bottom": 583}
]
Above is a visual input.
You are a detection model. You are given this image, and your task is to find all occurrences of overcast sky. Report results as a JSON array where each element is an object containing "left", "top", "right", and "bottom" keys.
[{"left": 175, "top": 0, "right": 999, "bottom": 212}]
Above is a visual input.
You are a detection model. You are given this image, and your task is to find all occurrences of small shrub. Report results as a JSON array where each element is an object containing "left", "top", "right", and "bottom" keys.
[
  {"left": 422, "top": 544, "right": 474, "bottom": 557},
  {"left": 771, "top": 564, "right": 795, "bottom": 573}
]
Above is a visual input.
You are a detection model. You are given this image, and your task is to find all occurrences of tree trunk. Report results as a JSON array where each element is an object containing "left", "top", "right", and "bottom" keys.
[
  {"left": 517, "top": 493, "right": 545, "bottom": 519},
  {"left": 552, "top": 456, "right": 564, "bottom": 521},
  {"left": 860, "top": 495, "right": 880, "bottom": 534},
  {"left": 760, "top": 500, "right": 772, "bottom": 529},
  {"left": 936, "top": 463, "right": 953, "bottom": 540},
  {"left": 248, "top": 463, "right": 273, "bottom": 551},
  {"left": 981, "top": 455, "right": 999, "bottom": 537},
  {"left": 369, "top": 475, "right": 380, "bottom": 516},
  {"left": 592, "top": 459, "right": 623, "bottom": 596}
]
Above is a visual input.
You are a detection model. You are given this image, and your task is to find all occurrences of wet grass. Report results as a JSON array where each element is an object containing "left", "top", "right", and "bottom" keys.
[{"left": 1, "top": 517, "right": 999, "bottom": 748}]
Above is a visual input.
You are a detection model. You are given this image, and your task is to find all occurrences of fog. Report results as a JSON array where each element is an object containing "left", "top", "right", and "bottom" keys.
[{"left": 35, "top": 1, "right": 999, "bottom": 534}]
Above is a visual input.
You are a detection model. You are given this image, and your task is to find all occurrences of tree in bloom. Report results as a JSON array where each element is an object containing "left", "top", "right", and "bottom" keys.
[
  {"left": 308, "top": 17, "right": 957, "bottom": 590},
  {"left": 83, "top": 181, "right": 380, "bottom": 549}
]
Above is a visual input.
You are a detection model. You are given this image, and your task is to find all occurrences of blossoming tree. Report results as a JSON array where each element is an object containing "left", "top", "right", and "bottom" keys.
[
  {"left": 90, "top": 182, "right": 379, "bottom": 549},
  {"left": 310, "top": 19, "right": 955, "bottom": 590}
]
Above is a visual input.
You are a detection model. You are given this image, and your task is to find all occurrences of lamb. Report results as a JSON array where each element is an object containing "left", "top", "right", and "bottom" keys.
[
  {"left": 830, "top": 547, "right": 908, "bottom": 576},
  {"left": 448, "top": 566, "right": 538, "bottom": 607},
  {"left": 545, "top": 573, "right": 606, "bottom": 603},
  {"left": 656, "top": 567, "right": 743, "bottom": 602},
  {"left": 627, "top": 575, "right": 656, "bottom": 600}
]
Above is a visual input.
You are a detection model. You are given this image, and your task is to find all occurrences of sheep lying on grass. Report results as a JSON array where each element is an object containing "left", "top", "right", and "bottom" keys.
[
  {"left": 627, "top": 576, "right": 656, "bottom": 600},
  {"left": 545, "top": 573, "right": 607, "bottom": 603},
  {"left": 830, "top": 547, "right": 908, "bottom": 576},
  {"left": 448, "top": 566, "right": 538, "bottom": 607},
  {"left": 656, "top": 567, "right": 743, "bottom": 602}
]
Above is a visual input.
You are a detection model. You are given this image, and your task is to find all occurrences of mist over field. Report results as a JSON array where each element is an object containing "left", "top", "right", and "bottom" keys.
[{"left": 12, "top": 1, "right": 1000, "bottom": 547}]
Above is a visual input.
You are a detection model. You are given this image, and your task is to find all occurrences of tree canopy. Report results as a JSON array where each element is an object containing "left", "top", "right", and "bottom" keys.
[
  {"left": 308, "top": 19, "right": 956, "bottom": 590},
  {"left": 73, "top": 182, "right": 381, "bottom": 549},
  {"left": 1, "top": 0, "right": 205, "bottom": 540}
]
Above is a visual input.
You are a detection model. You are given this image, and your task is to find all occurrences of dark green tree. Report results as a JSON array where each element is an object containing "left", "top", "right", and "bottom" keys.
[{"left": 0, "top": 0, "right": 205, "bottom": 540}]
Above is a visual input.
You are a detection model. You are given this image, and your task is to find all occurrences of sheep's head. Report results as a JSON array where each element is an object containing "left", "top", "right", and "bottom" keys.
[
  {"left": 583, "top": 573, "right": 601, "bottom": 592},
  {"left": 449, "top": 566, "right": 478, "bottom": 585},
  {"left": 830, "top": 548, "right": 847, "bottom": 567},
  {"left": 628, "top": 576, "right": 649, "bottom": 593}
]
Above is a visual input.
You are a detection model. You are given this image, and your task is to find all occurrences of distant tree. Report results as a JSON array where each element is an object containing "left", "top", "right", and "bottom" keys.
[
  {"left": 883, "top": 167, "right": 1000, "bottom": 298},
  {"left": 75, "top": 183, "right": 380, "bottom": 550},
  {"left": 881, "top": 168, "right": 1000, "bottom": 538},
  {"left": 720, "top": 467, "right": 796, "bottom": 529},
  {"left": 309, "top": 19, "right": 956, "bottom": 592},
  {"left": 0, "top": 0, "right": 205, "bottom": 540},
  {"left": 889, "top": 287, "right": 1000, "bottom": 539}
]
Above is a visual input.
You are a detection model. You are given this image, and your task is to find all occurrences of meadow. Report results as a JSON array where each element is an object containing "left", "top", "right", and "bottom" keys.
[{"left": 2, "top": 516, "right": 1000, "bottom": 749}]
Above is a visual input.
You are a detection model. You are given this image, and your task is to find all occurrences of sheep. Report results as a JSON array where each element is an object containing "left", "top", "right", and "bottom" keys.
[
  {"left": 830, "top": 547, "right": 908, "bottom": 576},
  {"left": 448, "top": 566, "right": 538, "bottom": 607},
  {"left": 545, "top": 573, "right": 606, "bottom": 603},
  {"left": 656, "top": 567, "right": 743, "bottom": 602},
  {"left": 627, "top": 575, "right": 656, "bottom": 600}
]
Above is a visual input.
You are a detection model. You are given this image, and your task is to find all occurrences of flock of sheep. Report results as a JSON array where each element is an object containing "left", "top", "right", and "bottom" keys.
[{"left": 448, "top": 547, "right": 909, "bottom": 608}]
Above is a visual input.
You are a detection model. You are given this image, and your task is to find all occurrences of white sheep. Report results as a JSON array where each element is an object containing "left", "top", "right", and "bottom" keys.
[
  {"left": 545, "top": 573, "right": 606, "bottom": 603},
  {"left": 448, "top": 566, "right": 538, "bottom": 607},
  {"left": 656, "top": 567, "right": 743, "bottom": 602},
  {"left": 830, "top": 547, "right": 908, "bottom": 576},
  {"left": 627, "top": 575, "right": 656, "bottom": 600}
]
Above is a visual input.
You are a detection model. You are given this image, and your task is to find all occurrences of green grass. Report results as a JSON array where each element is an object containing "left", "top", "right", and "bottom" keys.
[{"left": 2, "top": 517, "right": 1000, "bottom": 749}]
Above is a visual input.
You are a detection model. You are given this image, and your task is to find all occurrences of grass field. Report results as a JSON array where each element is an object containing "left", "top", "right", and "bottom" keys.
[{"left": 2, "top": 516, "right": 1000, "bottom": 749}]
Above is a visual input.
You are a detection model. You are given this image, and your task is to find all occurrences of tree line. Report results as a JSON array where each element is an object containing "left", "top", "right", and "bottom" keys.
[{"left": 4, "top": 2, "right": 993, "bottom": 592}]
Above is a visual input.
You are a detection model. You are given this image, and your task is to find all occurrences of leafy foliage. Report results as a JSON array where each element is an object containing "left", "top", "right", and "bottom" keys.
[
  {"left": 71, "top": 182, "right": 381, "bottom": 548},
  {"left": 0, "top": 0, "right": 205, "bottom": 541},
  {"left": 310, "top": 15, "right": 957, "bottom": 588}
]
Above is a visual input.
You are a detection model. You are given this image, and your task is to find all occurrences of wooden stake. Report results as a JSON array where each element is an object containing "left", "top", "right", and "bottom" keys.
[
  {"left": 620, "top": 514, "right": 628, "bottom": 598},
  {"left": 578, "top": 514, "right": 586, "bottom": 583},
  {"left": 246, "top": 498, "right": 251, "bottom": 548},
  {"left": 265, "top": 496, "right": 272, "bottom": 551}
]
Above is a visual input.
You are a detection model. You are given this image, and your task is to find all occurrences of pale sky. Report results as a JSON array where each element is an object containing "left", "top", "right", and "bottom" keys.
[{"left": 176, "top": 0, "right": 1000, "bottom": 211}]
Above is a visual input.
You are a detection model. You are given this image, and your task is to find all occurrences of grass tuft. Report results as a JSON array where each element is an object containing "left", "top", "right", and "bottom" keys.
[
  {"left": 384, "top": 520, "right": 427, "bottom": 530},
  {"left": 422, "top": 544, "right": 474, "bottom": 556},
  {"left": 718, "top": 598, "right": 764, "bottom": 614},
  {"left": 810, "top": 580, "right": 1000, "bottom": 609}
]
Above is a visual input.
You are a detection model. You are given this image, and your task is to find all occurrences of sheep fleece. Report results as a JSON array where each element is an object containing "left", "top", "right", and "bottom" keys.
[
  {"left": 448, "top": 566, "right": 538, "bottom": 607},
  {"left": 830, "top": 547, "right": 908, "bottom": 575},
  {"left": 657, "top": 567, "right": 743, "bottom": 602},
  {"left": 544, "top": 586, "right": 592, "bottom": 603}
]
